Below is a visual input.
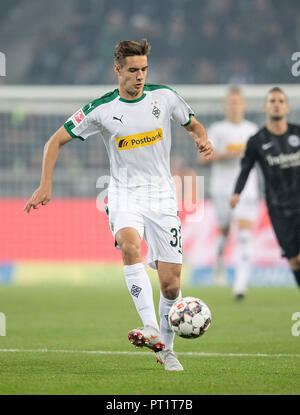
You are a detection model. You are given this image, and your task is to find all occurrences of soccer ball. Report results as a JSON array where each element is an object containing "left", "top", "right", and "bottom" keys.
[{"left": 168, "top": 296, "right": 211, "bottom": 338}]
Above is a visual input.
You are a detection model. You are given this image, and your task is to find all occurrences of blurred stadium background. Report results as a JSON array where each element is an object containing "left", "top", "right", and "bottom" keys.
[{"left": 1, "top": 0, "right": 300, "bottom": 287}]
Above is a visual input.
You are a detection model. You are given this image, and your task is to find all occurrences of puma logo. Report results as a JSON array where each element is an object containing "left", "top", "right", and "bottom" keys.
[{"left": 113, "top": 115, "right": 124, "bottom": 124}]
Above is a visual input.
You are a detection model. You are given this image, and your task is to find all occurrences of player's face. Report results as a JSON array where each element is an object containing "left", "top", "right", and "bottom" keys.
[
  {"left": 225, "top": 93, "right": 245, "bottom": 122},
  {"left": 115, "top": 55, "right": 148, "bottom": 98},
  {"left": 264, "top": 91, "right": 289, "bottom": 120}
]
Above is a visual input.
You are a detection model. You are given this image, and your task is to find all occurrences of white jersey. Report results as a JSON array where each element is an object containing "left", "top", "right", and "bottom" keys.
[
  {"left": 208, "top": 119, "right": 258, "bottom": 198},
  {"left": 64, "top": 84, "right": 194, "bottom": 213}
]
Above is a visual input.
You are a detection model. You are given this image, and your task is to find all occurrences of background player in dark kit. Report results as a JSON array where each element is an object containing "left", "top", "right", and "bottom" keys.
[{"left": 231, "top": 87, "right": 300, "bottom": 288}]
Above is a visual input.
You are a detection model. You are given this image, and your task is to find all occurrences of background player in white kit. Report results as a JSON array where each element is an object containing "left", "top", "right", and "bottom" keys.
[
  {"left": 200, "top": 87, "right": 258, "bottom": 299},
  {"left": 24, "top": 39, "right": 213, "bottom": 371}
]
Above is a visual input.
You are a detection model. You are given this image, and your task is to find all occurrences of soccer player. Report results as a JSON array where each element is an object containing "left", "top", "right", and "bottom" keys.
[
  {"left": 24, "top": 39, "right": 213, "bottom": 371},
  {"left": 231, "top": 87, "right": 300, "bottom": 289},
  {"left": 200, "top": 87, "right": 258, "bottom": 299}
]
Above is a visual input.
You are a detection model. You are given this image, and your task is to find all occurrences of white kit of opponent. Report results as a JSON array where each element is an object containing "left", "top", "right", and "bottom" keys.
[
  {"left": 208, "top": 116, "right": 259, "bottom": 297},
  {"left": 209, "top": 119, "right": 258, "bottom": 226}
]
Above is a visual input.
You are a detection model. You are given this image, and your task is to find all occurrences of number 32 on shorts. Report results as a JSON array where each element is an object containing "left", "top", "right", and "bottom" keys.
[{"left": 170, "top": 226, "right": 182, "bottom": 254}]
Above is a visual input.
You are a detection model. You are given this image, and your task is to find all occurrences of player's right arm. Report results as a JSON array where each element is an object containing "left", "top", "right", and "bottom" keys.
[
  {"left": 24, "top": 126, "right": 73, "bottom": 213},
  {"left": 230, "top": 136, "right": 257, "bottom": 208}
]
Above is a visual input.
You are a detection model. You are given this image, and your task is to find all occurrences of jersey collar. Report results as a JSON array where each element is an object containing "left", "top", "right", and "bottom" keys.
[{"left": 118, "top": 92, "right": 146, "bottom": 103}]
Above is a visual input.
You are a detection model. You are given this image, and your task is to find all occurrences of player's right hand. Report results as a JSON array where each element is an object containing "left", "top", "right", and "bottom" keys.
[
  {"left": 230, "top": 193, "right": 240, "bottom": 209},
  {"left": 24, "top": 186, "right": 52, "bottom": 213},
  {"left": 196, "top": 140, "right": 213, "bottom": 160}
]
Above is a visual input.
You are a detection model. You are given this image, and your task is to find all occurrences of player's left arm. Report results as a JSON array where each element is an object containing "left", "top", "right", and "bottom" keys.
[
  {"left": 230, "top": 136, "right": 257, "bottom": 208},
  {"left": 184, "top": 116, "right": 213, "bottom": 160}
]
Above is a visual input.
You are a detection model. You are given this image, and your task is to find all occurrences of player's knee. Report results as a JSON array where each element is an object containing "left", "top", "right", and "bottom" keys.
[
  {"left": 288, "top": 257, "right": 300, "bottom": 271},
  {"left": 120, "top": 241, "right": 141, "bottom": 263},
  {"left": 160, "top": 280, "right": 180, "bottom": 300},
  {"left": 221, "top": 226, "right": 230, "bottom": 237}
]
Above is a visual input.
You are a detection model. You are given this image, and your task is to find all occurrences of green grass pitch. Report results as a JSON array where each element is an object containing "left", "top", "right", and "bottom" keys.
[{"left": 0, "top": 266, "right": 299, "bottom": 395}]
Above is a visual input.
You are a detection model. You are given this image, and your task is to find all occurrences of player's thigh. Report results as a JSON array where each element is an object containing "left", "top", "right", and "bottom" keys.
[
  {"left": 144, "top": 212, "right": 182, "bottom": 271},
  {"left": 106, "top": 207, "right": 144, "bottom": 258}
]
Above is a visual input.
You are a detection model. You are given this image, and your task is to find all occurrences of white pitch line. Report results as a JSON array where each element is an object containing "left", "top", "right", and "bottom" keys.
[{"left": 0, "top": 349, "right": 299, "bottom": 358}]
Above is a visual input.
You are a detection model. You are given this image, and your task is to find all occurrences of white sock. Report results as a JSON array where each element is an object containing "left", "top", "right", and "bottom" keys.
[
  {"left": 216, "top": 233, "right": 227, "bottom": 259},
  {"left": 233, "top": 229, "right": 251, "bottom": 295},
  {"left": 159, "top": 290, "right": 182, "bottom": 351},
  {"left": 123, "top": 263, "right": 159, "bottom": 331}
]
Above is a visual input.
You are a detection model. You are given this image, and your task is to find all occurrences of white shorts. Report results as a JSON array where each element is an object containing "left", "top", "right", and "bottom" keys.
[
  {"left": 212, "top": 194, "right": 258, "bottom": 229},
  {"left": 106, "top": 206, "right": 183, "bottom": 270}
]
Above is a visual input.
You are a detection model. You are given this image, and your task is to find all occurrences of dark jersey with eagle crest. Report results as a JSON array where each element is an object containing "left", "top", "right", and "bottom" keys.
[{"left": 234, "top": 123, "right": 300, "bottom": 216}]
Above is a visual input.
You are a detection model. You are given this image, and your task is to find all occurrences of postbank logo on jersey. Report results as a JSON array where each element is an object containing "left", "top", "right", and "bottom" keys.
[{"left": 116, "top": 128, "right": 163, "bottom": 150}]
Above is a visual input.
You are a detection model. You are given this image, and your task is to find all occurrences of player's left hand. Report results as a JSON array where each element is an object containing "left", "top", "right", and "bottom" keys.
[
  {"left": 23, "top": 185, "right": 52, "bottom": 214},
  {"left": 195, "top": 139, "right": 213, "bottom": 160},
  {"left": 230, "top": 193, "right": 240, "bottom": 209}
]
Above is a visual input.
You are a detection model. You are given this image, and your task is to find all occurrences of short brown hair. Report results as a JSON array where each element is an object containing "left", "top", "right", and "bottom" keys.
[
  {"left": 114, "top": 39, "right": 151, "bottom": 66},
  {"left": 266, "top": 86, "right": 287, "bottom": 101},
  {"left": 268, "top": 86, "right": 284, "bottom": 94},
  {"left": 227, "top": 85, "right": 243, "bottom": 96}
]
